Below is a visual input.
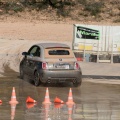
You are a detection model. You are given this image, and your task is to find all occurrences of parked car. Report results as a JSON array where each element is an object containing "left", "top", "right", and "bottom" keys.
[{"left": 19, "top": 43, "right": 82, "bottom": 87}]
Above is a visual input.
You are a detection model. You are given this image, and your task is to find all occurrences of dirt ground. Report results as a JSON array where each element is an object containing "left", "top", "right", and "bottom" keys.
[{"left": 0, "top": 20, "right": 73, "bottom": 41}]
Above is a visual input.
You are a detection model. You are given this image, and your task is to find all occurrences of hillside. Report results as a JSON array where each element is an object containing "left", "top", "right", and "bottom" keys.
[{"left": 0, "top": 0, "right": 120, "bottom": 24}]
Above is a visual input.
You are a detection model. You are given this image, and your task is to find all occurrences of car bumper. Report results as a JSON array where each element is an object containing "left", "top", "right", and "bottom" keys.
[{"left": 39, "top": 69, "right": 82, "bottom": 83}]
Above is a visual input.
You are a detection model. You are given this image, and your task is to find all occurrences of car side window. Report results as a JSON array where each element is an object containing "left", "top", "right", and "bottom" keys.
[
  {"left": 28, "top": 46, "right": 38, "bottom": 56},
  {"left": 36, "top": 47, "right": 41, "bottom": 57}
]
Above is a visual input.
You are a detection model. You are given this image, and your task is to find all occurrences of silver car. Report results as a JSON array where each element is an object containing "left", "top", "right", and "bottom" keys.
[{"left": 19, "top": 43, "right": 82, "bottom": 87}]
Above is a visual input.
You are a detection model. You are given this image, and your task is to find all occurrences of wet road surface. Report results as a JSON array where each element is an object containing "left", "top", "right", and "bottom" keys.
[{"left": 0, "top": 65, "right": 120, "bottom": 120}]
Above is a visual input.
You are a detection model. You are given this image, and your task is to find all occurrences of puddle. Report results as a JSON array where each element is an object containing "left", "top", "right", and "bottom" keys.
[
  {"left": 0, "top": 64, "right": 120, "bottom": 119},
  {"left": 0, "top": 102, "right": 119, "bottom": 120}
]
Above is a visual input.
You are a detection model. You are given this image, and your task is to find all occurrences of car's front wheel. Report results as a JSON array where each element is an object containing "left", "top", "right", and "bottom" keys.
[
  {"left": 20, "top": 67, "right": 24, "bottom": 79},
  {"left": 34, "top": 71, "right": 41, "bottom": 86}
]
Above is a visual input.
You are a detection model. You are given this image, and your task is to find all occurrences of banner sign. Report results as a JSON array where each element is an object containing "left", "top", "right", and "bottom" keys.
[
  {"left": 76, "top": 26, "right": 100, "bottom": 40},
  {"left": 73, "top": 24, "right": 120, "bottom": 53}
]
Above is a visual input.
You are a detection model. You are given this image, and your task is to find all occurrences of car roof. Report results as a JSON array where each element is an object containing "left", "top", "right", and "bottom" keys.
[{"left": 35, "top": 43, "right": 70, "bottom": 49}]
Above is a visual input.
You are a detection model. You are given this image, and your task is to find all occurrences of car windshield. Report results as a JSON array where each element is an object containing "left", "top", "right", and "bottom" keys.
[{"left": 48, "top": 50, "right": 70, "bottom": 55}]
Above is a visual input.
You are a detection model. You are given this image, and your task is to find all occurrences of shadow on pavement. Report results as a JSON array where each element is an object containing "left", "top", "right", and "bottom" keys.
[{"left": 23, "top": 74, "right": 75, "bottom": 87}]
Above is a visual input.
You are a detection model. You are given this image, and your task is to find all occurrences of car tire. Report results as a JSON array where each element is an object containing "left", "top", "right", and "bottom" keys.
[
  {"left": 20, "top": 67, "right": 24, "bottom": 79},
  {"left": 73, "top": 82, "right": 81, "bottom": 87},
  {"left": 34, "top": 71, "right": 41, "bottom": 87},
  {"left": 73, "top": 78, "right": 82, "bottom": 87}
]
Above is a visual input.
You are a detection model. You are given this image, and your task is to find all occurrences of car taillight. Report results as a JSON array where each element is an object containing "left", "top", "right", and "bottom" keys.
[
  {"left": 74, "top": 62, "right": 80, "bottom": 70},
  {"left": 42, "top": 62, "right": 48, "bottom": 69}
]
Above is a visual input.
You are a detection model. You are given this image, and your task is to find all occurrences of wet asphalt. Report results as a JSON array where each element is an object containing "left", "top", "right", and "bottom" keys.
[{"left": 0, "top": 65, "right": 120, "bottom": 120}]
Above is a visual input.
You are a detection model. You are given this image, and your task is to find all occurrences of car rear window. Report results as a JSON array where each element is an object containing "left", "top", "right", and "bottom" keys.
[
  {"left": 48, "top": 50, "right": 70, "bottom": 55},
  {"left": 44, "top": 48, "right": 74, "bottom": 58}
]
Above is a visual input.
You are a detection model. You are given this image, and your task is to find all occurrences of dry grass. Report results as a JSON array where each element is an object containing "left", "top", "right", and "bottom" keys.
[{"left": 0, "top": 0, "right": 120, "bottom": 23}]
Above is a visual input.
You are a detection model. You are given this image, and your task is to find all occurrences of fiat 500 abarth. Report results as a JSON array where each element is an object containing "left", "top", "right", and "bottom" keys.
[{"left": 19, "top": 43, "right": 82, "bottom": 87}]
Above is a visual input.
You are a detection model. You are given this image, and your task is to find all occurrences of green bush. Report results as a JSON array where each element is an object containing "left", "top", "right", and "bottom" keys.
[
  {"left": 2, "top": 2, "right": 24, "bottom": 13},
  {"left": 84, "top": 1, "right": 104, "bottom": 16},
  {"left": 57, "top": 8, "right": 70, "bottom": 17},
  {"left": 77, "top": 0, "right": 87, "bottom": 5},
  {"left": 11, "top": 3, "right": 24, "bottom": 12},
  {"left": 64, "top": 1, "right": 75, "bottom": 6}
]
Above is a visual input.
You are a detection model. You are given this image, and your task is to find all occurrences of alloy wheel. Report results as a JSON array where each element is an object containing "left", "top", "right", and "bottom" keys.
[{"left": 34, "top": 72, "right": 40, "bottom": 86}]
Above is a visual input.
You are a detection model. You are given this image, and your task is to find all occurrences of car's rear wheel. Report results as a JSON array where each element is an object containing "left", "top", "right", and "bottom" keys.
[
  {"left": 73, "top": 78, "right": 82, "bottom": 87},
  {"left": 34, "top": 71, "right": 41, "bottom": 86},
  {"left": 73, "top": 82, "right": 81, "bottom": 87},
  {"left": 20, "top": 67, "right": 24, "bottom": 79}
]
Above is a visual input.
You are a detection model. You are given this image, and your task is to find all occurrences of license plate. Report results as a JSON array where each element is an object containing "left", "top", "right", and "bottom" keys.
[
  {"left": 65, "top": 65, "right": 69, "bottom": 69},
  {"left": 56, "top": 65, "right": 69, "bottom": 69}
]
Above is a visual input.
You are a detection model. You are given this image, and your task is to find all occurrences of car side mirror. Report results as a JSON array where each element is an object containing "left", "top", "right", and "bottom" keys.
[
  {"left": 22, "top": 52, "right": 28, "bottom": 56},
  {"left": 30, "top": 53, "right": 34, "bottom": 57}
]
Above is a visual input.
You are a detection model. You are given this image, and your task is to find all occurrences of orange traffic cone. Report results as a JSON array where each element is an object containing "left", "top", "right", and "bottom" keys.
[
  {"left": 0, "top": 100, "right": 2, "bottom": 103},
  {"left": 54, "top": 103, "right": 64, "bottom": 109},
  {"left": 67, "top": 104, "right": 73, "bottom": 115},
  {"left": 0, "top": 100, "right": 2, "bottom": 105},
  {"left": 26, "top": 96, "right": 37, "bottom": 103},
  {"left": 54, "top": 97, "right": 64, "bottom": 104},
  {"left": 68, "top": 114, "right": 72, "bottom": 120},
  {"left": 9, "top": 87, "right": 19, "bottom": 104},
  {"left": 66, "top": 88, "right": 75, "bottom": 105},
  {"left": 26, "top": 103, "right": 36, "bottom": 109},
  {"left": 42, "top": 88, "right": 51, "bottom": 104},
  {"left": 43, "top": 104, "right": 50, "bottom": 119},
  {"left": 10, "top": 103, "right": 17, "bottom": 120}
]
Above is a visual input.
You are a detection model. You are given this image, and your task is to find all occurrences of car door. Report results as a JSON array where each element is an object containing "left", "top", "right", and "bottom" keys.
[
  {"left": 26, "top": 46, "right": 38, "bottom": 76},
  {"left": 29, "top": 46, "right": 41, "bottom": 76}
]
